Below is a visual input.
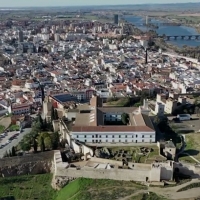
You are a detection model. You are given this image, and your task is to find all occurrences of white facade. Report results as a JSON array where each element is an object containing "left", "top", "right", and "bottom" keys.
[
  {"left": 55, "top": 34, "right": 60, "bottom": 42},
  {"left": 71, "top": 131, "right": 155, "bottom": 144},
  {"left": 96, "top": 89, "right": 110, "bottom": 98}
]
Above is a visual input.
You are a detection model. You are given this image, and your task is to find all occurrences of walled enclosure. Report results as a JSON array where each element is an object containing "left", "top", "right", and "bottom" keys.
[{"left": 0, "top": 151, "right": 54, "bottom": 177}]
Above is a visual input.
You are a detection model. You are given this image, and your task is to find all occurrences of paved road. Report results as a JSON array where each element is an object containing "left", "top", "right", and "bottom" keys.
[{"left": 0, "top": 128, "right": 31, "bottom": 158}]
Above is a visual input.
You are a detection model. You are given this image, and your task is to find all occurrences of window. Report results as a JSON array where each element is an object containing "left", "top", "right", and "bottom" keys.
[
  {"left": 85, "top": 140, "right": 87, "bottom": 142},
  {"left": 142, "top": 135, "right": 144, "bottom": 138},
  {"left": 150, "top": 135, "right": 152, "bottom": 138},
  {"left": 106, "top": 140, "right": 108, "bottom": 142},
  {"left": 96, "top": 134, "right": 98, "bottom": 138},
  {"left": 84, "top": 135, "right": 86, "bottom": 138},
  {"left": 119, "top": 140, "right": 121, "bottom": 142},
  {"left": 136, "top": 135, "right": 138, "bottom": 138},
  {"left": 142, "top": 139, "right": 144, "bottom": 142},
  {"left": 99, "top": 135, "right": 101, "bottom": 138},
  {"left": 119, "top": 135, "right": 121, "bottom": 138},
  {"left": 125, "top": 140, "right": 127, "bottom": 143},
  {"left": 112, "top": 139, "right": 115, "bottom": 142},
  {"left": 92, "top": 140, "right": 94, "bottom": 143},
  {"left": 112, "top": 135, "right": 114, "bottom": 138},
  {"left": 106, "top": 135, "right": 108, "bottom": 138},
  {"left": 92, "top": 135, "right": 94, "bottom": 138},
  {"left": 77, "top": 135, "right": 79, "bottom": 138},
  {"left": 136, "top": 140, "right": 137, "bottom": 143},
  {"left": 125, "top": 135, "right": 127, "bottom": 138},
  {"left": 132, "top": 135, "right": 134, "bottom": 138}
]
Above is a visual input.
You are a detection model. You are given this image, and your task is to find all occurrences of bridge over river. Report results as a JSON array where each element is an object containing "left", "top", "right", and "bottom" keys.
[{"left": 156, "top": 35, "right": 200, "bottom": 41}]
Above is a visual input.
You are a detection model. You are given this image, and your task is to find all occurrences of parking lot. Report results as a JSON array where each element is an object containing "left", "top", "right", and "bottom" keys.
[{"left": 0, "top": 128, "right": 31, "bottom": 158}]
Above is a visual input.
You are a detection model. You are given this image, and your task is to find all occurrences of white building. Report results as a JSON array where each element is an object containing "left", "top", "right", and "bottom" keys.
[
  {"left": 67, "top": 97, "right": 155, "bottom": 145},
  {"left": 55, "top": 34, "right": 60, "bottom": 42}
]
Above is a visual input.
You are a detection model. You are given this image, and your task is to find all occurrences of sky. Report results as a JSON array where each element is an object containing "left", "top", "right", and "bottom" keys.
[{"left": 0, "top": 0, "right": 199, "bottom": 7}]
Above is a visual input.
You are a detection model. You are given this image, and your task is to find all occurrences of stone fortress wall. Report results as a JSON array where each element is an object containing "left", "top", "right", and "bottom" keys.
[
  {"left": 0, "top": 151, "right": 54, "bottom": 177},
  {"left": 54, "top": 150, "right": 174, "bottom": 182},
  {"left": 1, "top": 149, "right": 200, "bottom": 182}
]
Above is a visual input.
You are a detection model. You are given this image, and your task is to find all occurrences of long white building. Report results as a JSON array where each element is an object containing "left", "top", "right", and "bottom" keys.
[{"left": 66, "top": 97, "right": 155, "bottom": 146}]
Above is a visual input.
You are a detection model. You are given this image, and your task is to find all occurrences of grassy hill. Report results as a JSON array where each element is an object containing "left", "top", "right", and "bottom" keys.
[
  {"left": 0, "top": 174, "right": 57, "bottom": 200},
  {"left": 0, "top": 175, "right": 166, "bottom": 200},
  {"left": 55, "top": 178, "right": 147, "bottom": 200}
]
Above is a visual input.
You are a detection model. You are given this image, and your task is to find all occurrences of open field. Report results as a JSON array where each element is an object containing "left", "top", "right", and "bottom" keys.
[
  {"left": 0, "top": 174, "right": 57, "bottom": 200},
  {"left": 178, "top": 13, "right": 200, "bottom": 17},
  {"left": 179, "top": 133, "right": 200, "bottom": 164},
  {"left": 55, "top": 178, "right": 147, "bottom": 200}
]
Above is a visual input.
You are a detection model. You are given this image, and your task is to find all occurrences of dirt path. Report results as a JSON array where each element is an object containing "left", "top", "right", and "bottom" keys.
[
  {"left": 148, "top": 179, "right": 200, "bottom": 200},
  {"left": 0, "top": 117, "right": 11, "bottom": 129},
  {"left": 182, "top": 153, "right": 200, "bottom": 163},
  {"left": 119, "top": 190, "right": 146, "bottom": 200}
]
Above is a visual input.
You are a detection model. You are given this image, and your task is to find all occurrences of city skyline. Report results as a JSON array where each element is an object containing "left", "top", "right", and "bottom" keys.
[{"left": 0, "top": 0, "right": 199, "bottom": 7}]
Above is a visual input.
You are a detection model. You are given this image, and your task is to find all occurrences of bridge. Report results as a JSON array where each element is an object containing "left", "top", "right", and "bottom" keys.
[
  {"left": 133, "top": 22, "right": 181, "bottom": 27},
  {"left": 157, "top": 35, "right": 200, "bottom": 41},
  {"left": 146, "top": 22, "right": 181, "bottom": 27}
]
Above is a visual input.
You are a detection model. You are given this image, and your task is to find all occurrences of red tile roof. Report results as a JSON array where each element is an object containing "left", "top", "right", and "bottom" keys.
[{"left": 72, "top": 126, "right": 154, "bottom": 133}]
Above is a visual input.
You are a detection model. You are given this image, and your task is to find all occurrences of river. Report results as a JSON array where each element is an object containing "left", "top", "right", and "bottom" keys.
[{"left": 124, "top": 15, "right": 200, "bottom": 47}]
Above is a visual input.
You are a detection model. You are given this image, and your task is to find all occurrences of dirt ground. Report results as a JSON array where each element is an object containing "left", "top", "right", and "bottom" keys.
[{"left": 0, "top": 117, "right": 11, "bottom": 130}]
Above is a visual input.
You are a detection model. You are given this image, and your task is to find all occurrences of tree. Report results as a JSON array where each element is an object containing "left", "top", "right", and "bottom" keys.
[
  {"left": 43, "top": 118, "right": 47, "bottom": 130},
  {"left": 9, "top": 150, "right": 12, "bottom": 157},
  {"left": 44, "top": 136, "right": 52, "bottom": 150},
  {"left": 153, "top": 116, "right": 161, "bottom": 125},
  {"left": 20, "top": 138, "right": 31, "bottom": 152},
  {"left": 40, "top": 137, "right": 45, "bottom": 152},
  {"left": 51, "top": 132, "right": 60, "bottom": 150},
  {"left": 38, "top": 114, "right": 44, "bottom": 129},
  {"left": 121, "top": 113, "right": 129, "bottom": 125},
  {"left": 11, "top": 146, "right": 16, "bottom": 156},
  {"left": 54, "top": 109, "right": 59, "bottom": 120},
  {"left": 33, "top": 139, "right": 38, "bottom": 153},
  {"left": 51, "top": 106, "right": 55, "bottom": 121}
]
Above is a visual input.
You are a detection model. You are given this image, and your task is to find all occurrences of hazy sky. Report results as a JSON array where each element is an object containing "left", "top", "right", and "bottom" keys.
[{"left": 0, "top": 0, "right": 199, "bottom": 7}]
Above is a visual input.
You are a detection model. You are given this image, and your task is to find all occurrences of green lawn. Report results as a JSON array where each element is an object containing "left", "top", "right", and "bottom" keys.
[
  {"left": 179, "top": 133, "right": 200, "bottom": 163},
  {"left": 0, "top": 174, "right": 57, "bottom": 200},
  {"left": 56, "top": 178, "right": 147, "bottom": 200},
  {"left": 9, "top": 124, "right": 20, "bottom": 131},
  {"left": 0, "top": 125, "right": 5, "bottom": 133}
]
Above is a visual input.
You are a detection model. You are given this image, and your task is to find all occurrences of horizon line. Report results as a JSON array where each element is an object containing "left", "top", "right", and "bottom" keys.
[{"left": 0, "top": 2, "right": 198, "bottom": 8}]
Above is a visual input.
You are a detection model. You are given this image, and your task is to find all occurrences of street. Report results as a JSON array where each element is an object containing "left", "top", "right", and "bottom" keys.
[{"left": 0, "top": 128, "right": 31, "bottom": 158}]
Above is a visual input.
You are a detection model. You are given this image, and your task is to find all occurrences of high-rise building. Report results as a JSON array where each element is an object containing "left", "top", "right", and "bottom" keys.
[
  {"left": 18, "top": 30, "right": 23, "bottom": 42},
  {"left": 114, "top": 14, "right": 119, "bottom": 25},
  {"left": 146, "top": 16, "right": 149, "bottom": 25},
  {"left": 54, "top": 33, "right": 60, "bottom": 42}
]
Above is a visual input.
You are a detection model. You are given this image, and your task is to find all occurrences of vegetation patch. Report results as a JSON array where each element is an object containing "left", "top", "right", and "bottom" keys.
[
  {"left": 106, "top": 97, "right": 131, "bottom": 107},
  {"left": 55, "top": 178, "right": 147, "bottom": 200},
  {"left": 0, "top": 174, "right": 57, "bottom": 200},
  {"left": 179, "top": 134, "right": 200, "bottom": 163},
  {"left": 0, "top": 125, "right": 5, "bottom": 133},
  {"left": 177, "top": 182, "right": 200, "bottom": 192},
  {"left": 9, "top": 124, "right": 20, "bottom": 131},
  {"left": 130, "top": 192, "right": 168, "bottom": 200}
]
